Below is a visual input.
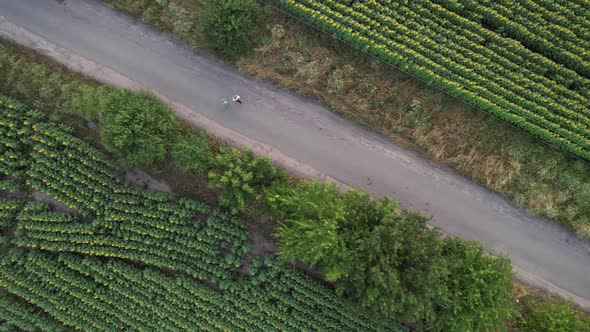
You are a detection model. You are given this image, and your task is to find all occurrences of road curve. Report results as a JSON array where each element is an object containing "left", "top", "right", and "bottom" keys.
[{"left": 1, "top": 0, "right": 589, "bottom": 307}]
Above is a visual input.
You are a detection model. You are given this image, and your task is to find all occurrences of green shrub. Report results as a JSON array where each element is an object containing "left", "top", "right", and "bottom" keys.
[
  {"left": 430, "top": 237, "right": 515, "bottom": 332},
  {"left": 200, "top": 0, "right": 266, "bottom": 60},
  {"left": 171, "top": 133, "right": 211, "bottom": 172},
  {"left": 267, "top": 181, "right": 347, "bottom": 279},
  {"left": 209, "top": 148, "right": 281, "bottom": 214},
  {"left": 99, "top": 90, "right": 177, "bottom": 166},
  {"left": 327, "top": 65, "right": 353, "bottom": 94},
  {"left": 267, "top": 183, "right": 447, "bottom": 324},
  {"left": 403, "top": 99, "right": 430, "bottom": 129},
  {"left": 517, "top": 296, "right": 590, "bottom": 332},
  {"left": 68, "top": 84, "right": 112, "bottom": 119},
  {"left": 337, "top": 207, "right": 448, "bottom": 327},
  {"left": 164, "top": 2, "right": 195, "bottom": 40},
  {"left": 13, "top": 63, "right": 47, "bottom": 103}
]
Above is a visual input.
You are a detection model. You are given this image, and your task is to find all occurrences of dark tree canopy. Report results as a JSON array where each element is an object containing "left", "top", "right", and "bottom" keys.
[
  {"left": 267, "top": 182, "right": 516, "bottom": 328},
  {"left": 431, "top": 237, "right": 516, "bottom": 332}
]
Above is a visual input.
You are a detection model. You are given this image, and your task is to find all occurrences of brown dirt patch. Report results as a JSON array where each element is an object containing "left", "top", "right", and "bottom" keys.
[
  {"left": 247, "top": 219, "right": 278, "bottom": 257},
  {"left": 124, "top": 168, "right": 173, "bottom": 193},
  {"left": 31, "top": 190, "right": 78, "bottom": 214}
]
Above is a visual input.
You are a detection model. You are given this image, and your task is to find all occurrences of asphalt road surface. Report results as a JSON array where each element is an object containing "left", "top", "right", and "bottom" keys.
[{"left": 1, "top": 0, "right": 589, "bottom": 308}]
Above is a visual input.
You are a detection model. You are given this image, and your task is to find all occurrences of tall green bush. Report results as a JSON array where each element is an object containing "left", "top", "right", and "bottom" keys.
[
  {"left": 267, "top": 181, "right": 347, "bottom": 280},
  {"left": 99, "top": 90, "right": 177, "bottom": 166},
  {"left": 517, "top": 296, "right": 590, "bottom": 332},
  {"left": 431, "top": 237, "right": 515, "bottom": 332},
  {"left": 337, "top": 209, "right": 449, "bottom": 327},
  {"left": 200, "top": 0, "right": 266, "bottom": 60},
  {"left": 171, "top": 133, "right": 211, "bottom": 172},
  {"left": 209, "top": 148, "right": 281, "bottom": 214},
  {"left": 68, "top": 84, "right": 111, "bottom": 119}
]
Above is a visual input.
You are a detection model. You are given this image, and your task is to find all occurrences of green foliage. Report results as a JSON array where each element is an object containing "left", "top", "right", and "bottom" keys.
[
  {"left": 266, "top": 180, "right": 344, "bottom": 222},
  {"left": 171, "top": 133, "right": 211, "bottom": 172},
  {"left": 200, "top": 0, "right": 265, "bottom": 60},
  {"left": 517, "top": 296, "right": 590, "bottom": 332},
  {"left": 68, "top": 84, "right": 111, "bottom": 119},
  {"left": 0, "top": 179, "right": 22, "bottom": 193},
  {"left": 337, "top": 209, "right": 449, "bottom": 327},
  {"left": 268, "top": 181, "right": 515, "bottom": 328},
  {"left": 267, "top": 181, "right": 347, "bottom": 279},
  {"left": 0, "top": 50, "right": 62, "bottom": 110},
  {"left": 403, "top": 99, "right": 430, "bottom": 129},
  {"left": 164, "top": 2, "right": 195, "bottom": 40},
  {"left": 0, "top": 250, "right": 391, "bottom": 331},
  {"left": 267, "top": 182, "right": 448, "bottom": 323},
  {"left": 337, "top": 205, "right": 448, "bottom": 324},
  {"left": 99, "top": 89, "right": 177, "bottom": 166},
  {"left": 275, "top": 217, "right": 344, "bottom": 276},
  {"left": 431, "top": 237, "right": 516, "bottom": 332},
  {"left": 0, "top": 97, "right": 35, "bottom": 183},
  {"left": 0, "top": 199, "right": 21, "bottom": 227},
  {"left": 209, "top": 147, "right": 281, "bottom": 214},
  {"left": 339, "top": 190, "right": 398, "bottom": 232}
]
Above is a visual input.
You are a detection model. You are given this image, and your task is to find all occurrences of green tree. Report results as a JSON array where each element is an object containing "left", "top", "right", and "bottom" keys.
[
  {"left": 267, "top": 181, "right": 347, "bottom": 280},
  {"left": 171, "top": 133, "right": 211, "bottom": 172},
  {"left": 275, "top": 217, "right": 345, "bottom": 276},
  {"left": 268, "top": 185, "right": 451, "bottom": 323},
  {"left": 336, "top": 210, "right": 449, "bottom": 327},
  {"left": 431, "top": 237, "right": 515, "bottom": 332},
  {"left": 99, "top": 90, "right": 177, "bottom": 166},
  {"left": 339, "top": 190, "right": 398, "bottom": 236},
  {"left": 200, "top": 0, "right": 265, "bottom": 60},
  {"left": 517, "top": 296, "right": 590, "bottom": 332},
  {"left": 209, "top": 147, "right": 281, "bottom": 214},
  {"left": 267, "top": 184, "right": 518, "bottom": 328}
]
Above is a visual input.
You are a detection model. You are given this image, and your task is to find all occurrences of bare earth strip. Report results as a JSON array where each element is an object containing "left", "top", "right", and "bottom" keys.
[{"left": 0, "top": 0, "right": 589, "bottom": 309}]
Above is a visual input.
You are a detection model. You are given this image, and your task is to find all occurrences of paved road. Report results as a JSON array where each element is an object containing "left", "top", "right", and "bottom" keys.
[{"left": 1, "top": 0, "right": 589, "bottom": 307}]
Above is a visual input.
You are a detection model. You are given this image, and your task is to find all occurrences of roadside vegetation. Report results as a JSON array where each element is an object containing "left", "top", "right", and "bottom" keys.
[
  {"left": 511, "top": 292, "right": 590, "bottom": 332},
  {"left": 2, "top": 34, "right": 589, "bottom": 331},
  {"left": 103, "top": 0, "right": 590, "bottom": 239},
  {"left": 267, "top": 181, "right": 515, "bottom": 331},
  {"left": 200, "top": 0, "right": 268, "bottom": 60}
]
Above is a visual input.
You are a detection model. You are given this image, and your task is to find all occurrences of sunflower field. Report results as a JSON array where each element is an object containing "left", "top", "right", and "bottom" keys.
[
  {"left": 0, "top": 97, "right": 402, "bottom": 331},
  {"left": 278, "top": 0, "right": 590, "bottom": 160}
]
